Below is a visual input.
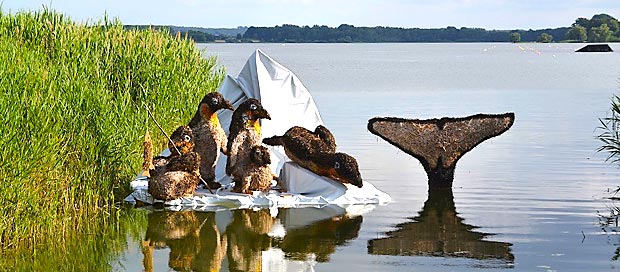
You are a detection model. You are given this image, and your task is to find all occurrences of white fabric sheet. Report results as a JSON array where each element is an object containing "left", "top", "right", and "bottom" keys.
[{"left": 215, "top": 49, "right": 324, "bottom": 183}]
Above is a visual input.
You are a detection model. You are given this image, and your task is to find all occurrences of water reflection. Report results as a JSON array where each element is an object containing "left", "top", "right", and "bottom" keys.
[
  {"left": 142, "top": 211, "right": 226, "bottom": 271},
  {"left": 141, "top": 206, "right": 362, "bottom": 271},
  {"left": 275, "top": 207, "right": 363, "bottom": 262},
  {"left": 226, "top": 209, "right": 274, "bottom": 271},
  {"left": 368, "top": 189, "right": 514, "bottom": 263},
  {"left": 597, "top": 199, "right": 620, "bottom": 261}
]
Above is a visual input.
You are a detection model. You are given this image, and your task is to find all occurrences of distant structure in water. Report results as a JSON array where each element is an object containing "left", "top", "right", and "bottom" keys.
[{"left": 576, "top": 44, "right": 613, "bottom": 52}]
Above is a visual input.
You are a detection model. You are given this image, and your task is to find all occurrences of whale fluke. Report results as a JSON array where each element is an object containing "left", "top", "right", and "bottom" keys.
[{"left": 368, "top": 113, "right": 515, "bottom": 189}]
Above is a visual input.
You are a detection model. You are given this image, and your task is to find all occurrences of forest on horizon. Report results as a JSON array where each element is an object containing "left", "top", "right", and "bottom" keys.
[{"left": 126, "top": 13, "right": 619, "bottom": 43}]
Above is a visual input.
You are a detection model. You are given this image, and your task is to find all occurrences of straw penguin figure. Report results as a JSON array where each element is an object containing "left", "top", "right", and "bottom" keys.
[
  {"left": 188, "top": 92, "right": 234, "bottom": 189},
  {"left": 263, "top": 125, "right": 363, "bottom": 188},
  {"left": 226, "top": 99, "right": 272, "bottom": 193},
  {"left": 234, "top": 145, "right": 279, "bottom": 193},
  {"left": 143, "top": 126, "right": 201, "bottom": 200}
]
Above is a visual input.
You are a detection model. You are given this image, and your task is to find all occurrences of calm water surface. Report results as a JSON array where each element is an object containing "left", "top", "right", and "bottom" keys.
[{"left": 115, "top": 43, "right": 620, "bottom": 271}]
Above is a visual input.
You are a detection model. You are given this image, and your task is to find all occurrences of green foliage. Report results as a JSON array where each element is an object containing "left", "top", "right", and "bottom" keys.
[
  {"left": 571, "top": 14, "right": 620, "bottom": 42},
  {"left": 574, "top": 17, "right": 590, "bottom": 28},
  {"left": 242, "top": 24, "right": 569, "bottom": 43},
  {"left": 124, "top": 25, "right": 246, "bottom": 43},
  {"left": 565, "top": 25, "right": 587, "bottom": 42},
  {"left": 589, "top": 23, "right": 613, "bottom": 42},
  {"left": 590, "top": 14, "right": 620, "bottom": 33},
  {"left": 185, "top": 30, "right": 217, "bottom": 42},
  {"left": 0, "top": 7, "right": 224, "bottom": 253},
  {"left": 536, "top": 32, "right": 553, "bottom": 43},
  {"left": 597, "top": 95, "right": 620, "bottom": 164},
  {"left": 509, "top": 32, "right": 521, "bottom": 43},
  {"left": 241, "top": 14, "right": 620, "bottom": 43}
]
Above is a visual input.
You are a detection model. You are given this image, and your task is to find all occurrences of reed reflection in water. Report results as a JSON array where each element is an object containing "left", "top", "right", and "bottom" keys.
[
  {"left": 368, "top": 189, "right": 514, "bottom": 264},
  {"left": 140, "top": 206, "right": 363, "bottom": 271}
]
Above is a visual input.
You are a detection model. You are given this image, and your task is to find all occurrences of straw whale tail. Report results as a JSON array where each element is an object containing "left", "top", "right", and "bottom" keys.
[{"left": 368, "top": 113, "right": 515, "bottom": 189}]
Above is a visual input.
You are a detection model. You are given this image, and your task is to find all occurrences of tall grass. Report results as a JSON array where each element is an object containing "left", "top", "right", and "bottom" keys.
[{"left": 0, "top": 7, "right": 224, "bottom": 256}]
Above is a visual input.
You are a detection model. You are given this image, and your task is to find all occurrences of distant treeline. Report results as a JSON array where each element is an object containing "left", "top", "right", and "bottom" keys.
[
  {"left": 242, "top": 14, "right": 619, "bottom": 43},
  {"left": 125, "top": 13, "right": 620, "bottom": 43},
  {"left": 124, "top": 25, "right": 247, "bottom": 42},
  {"left": 243, "top": 24, "right": 569, "bottom": 43}
]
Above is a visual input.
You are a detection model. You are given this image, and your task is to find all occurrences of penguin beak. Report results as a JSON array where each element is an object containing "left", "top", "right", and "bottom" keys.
[{"left": 257, "top": 109, "right": 271, "bottom": 120}]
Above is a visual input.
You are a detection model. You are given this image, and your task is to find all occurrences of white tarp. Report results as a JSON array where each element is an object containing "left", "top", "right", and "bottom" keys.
[
  {"left": 124, "top": 49, "right": 391, "bottom": 209},
  {"left": 215, "top": 49, "right": 324, "bottom": 182}
]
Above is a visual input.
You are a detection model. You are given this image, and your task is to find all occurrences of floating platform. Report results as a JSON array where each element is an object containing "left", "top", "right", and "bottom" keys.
[
  {"left": 576, "top": 44, "right": 613, "bottom": 52},
  {"left": 125, "top": 162, "right": 391, "bottom": 210}
]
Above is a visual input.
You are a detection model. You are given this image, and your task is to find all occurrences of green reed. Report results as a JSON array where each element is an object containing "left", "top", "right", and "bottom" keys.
[
  {"left": 0, "top": 7, "right": 224, "bottom": 257},
  {"left": 598, "top": 94, "right": 620, "bottom": 164}
]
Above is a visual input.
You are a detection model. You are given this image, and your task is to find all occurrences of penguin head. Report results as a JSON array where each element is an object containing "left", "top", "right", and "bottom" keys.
[
  {"left": 328, "top": 153, "right": 363, "bottom": 188},
  {"left": 238, "top": 98, "right": 271, "bottom": 122},
  {"left": 198, "top": 92, "right": 234, "bottom": 118},
  {"left": 169, "top": 126, "right": 195, "bottom": 156},
  {"left": 250, "top": 145, "right": 272, "bottom": 166}
]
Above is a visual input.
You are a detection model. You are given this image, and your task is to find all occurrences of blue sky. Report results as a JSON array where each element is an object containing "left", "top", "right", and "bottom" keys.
[{"left": 2, "top": 0, "right": 619, "bottom": 29}]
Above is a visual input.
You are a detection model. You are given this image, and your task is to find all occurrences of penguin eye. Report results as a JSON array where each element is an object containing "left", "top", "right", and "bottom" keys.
[
  {"left": 334, "top": 161, "right": 340, "bottom": 169},
  {"left": 249, "top": 104, "right": 258, "bottom": 111},
  {"left": 211, "top": 97, "right": 219, "bottom": 105},
  {"left": 183, "top": 135, "right": 191, "bottom": 142}
]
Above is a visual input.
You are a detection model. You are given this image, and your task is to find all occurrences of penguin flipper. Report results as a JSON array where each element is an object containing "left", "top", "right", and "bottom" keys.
[{"left": 262, "top": 136, "right": 284, "bottom": 146}]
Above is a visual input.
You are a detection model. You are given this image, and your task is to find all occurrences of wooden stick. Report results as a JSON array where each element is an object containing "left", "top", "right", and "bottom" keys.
[{"left": 145, "top": 105, "right": 214, "bottom": 194}]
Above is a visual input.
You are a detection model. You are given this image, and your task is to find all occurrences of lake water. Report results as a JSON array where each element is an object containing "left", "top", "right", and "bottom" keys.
[{"left": 115, "top": 43, "right": 620, "bottom": 271}]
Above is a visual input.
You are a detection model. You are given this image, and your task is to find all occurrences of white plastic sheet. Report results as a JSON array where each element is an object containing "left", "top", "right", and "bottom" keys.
[
  {"left": 124, "top": 49, "right": 391, "bottom": 209},
  {"left": 215, "top": 49, "right": 324, "bottom": 182}
]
